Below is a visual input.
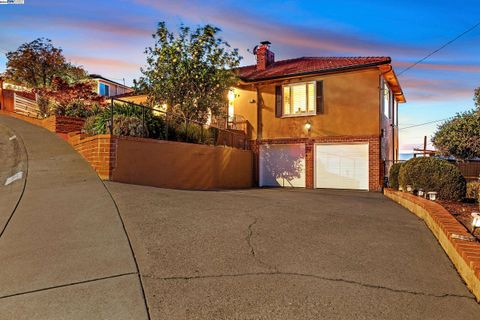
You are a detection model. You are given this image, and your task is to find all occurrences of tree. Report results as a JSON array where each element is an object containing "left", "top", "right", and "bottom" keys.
[
  {"left": 36, "top": 77, "right": 105, "bottom": 118},
  {"left": 136, "top": 22, "right": 241, "bottom": 125},
  {"left": 432, "top": 109, "right": 480, "bottom": 160},
  {"left": 5, "top": 38, "right": 86, "bottom": 89}
]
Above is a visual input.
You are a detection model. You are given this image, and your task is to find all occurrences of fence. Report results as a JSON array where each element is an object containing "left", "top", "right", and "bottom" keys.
[
  {"left": 450, "top": 161, "right": 480, "bottom": 181},
  {"left": 107, "top": 98, "right": 248, "bottom": 150},
  {"left": 13, "top": 92, "right": 40, "bottom": 118}
]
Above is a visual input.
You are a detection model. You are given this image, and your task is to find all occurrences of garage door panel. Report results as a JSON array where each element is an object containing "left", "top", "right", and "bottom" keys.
[
  {"left": 260, "top": 144, "right": 306, "bottom": 188},
  {"left": 315, "top": 144, "right": 369, "bottom": 190}
]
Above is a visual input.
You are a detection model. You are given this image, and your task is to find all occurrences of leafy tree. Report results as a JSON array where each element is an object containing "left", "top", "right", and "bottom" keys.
[
  {"left": 36, "top": 77, "right": 105, "bottom": 117},
  {"left": 137, "top": 22, "right": 241, "bottom": 125},
  {"left": 432, "top": 109, "right": 480, "bottom": 160},
  {"left": 5, "top": 38, "right": 86, "bottom": 89}
]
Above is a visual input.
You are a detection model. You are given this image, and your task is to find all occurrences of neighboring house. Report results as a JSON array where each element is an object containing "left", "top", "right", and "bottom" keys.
[
  {"left": 230, "top": 41, "right": 406, "bottom": 191},
  {"left": 89, "top": 74, "right": 133, "bottom": 97}
]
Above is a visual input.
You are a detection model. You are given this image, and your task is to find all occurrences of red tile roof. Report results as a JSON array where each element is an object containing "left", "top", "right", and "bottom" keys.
[{"left": 236, "top": 56, "right": 391, "bottom": 81}]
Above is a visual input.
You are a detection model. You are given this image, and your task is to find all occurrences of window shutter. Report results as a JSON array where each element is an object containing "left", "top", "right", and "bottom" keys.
[
  {"left": 275, "top": 85, "right": 282, "bottom": 118},
  {"left": 316, "top": 81, "right": 324, "bottom": 114}
]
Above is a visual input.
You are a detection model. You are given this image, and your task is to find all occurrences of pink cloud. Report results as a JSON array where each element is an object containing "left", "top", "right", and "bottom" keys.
[{"left": 135, "top": 0, "right": 424, "bottom": 57}]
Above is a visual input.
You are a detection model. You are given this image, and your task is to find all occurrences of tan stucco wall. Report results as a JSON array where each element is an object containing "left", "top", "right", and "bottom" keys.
[
  {"left": 112, "top": 138, "right": 253, "bottom": 190},
  {"left": 232, "top": 87, "right": 258, "bottom": 139},
  {"left": 234, "top": 68, "right": 381, "bottom": 140}
]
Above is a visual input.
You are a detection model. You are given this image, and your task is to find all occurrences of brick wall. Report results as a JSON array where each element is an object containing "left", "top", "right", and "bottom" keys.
[
  {"left": 53, "top": 116, "right": 85, "bottom": 134},
  {"left": 251, "top": 135, "right": 383, "bottom": 191},
  {"left": 67, "top": 133, "right": 117, "bottom": 180}
]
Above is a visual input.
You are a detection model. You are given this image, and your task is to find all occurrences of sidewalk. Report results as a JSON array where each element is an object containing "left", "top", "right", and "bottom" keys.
[{"left": 0, "top": 115, "right": 149, "bottom": 319}]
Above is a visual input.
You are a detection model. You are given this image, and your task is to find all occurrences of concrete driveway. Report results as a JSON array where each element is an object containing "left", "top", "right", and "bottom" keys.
[
  {"left": 107, "top": 183, "right": 480, "bottom": 319},
  {"left": 1, "top": 114, "right": 479, "bottom": 319}
]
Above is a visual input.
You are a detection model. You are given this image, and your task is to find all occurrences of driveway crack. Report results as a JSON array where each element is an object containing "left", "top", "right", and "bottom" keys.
[
  {"left": 142, "top": 272, "right": 474, "bottom": 300},
  {"left": 246, "top": 216, "right": 278, "bottom": 271}
]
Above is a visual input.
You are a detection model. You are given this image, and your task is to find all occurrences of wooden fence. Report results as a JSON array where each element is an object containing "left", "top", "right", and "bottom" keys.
[
  {"left": 452, "top": 161, "right": 480, "bottom": 181},
  {"left": 13, "top": 92, "right": 41, "bottom": 118}
]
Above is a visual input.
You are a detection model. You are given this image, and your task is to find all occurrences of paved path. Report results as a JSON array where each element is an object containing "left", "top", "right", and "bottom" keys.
[
  {"left": 106, "top": 183, "right": 480, "bottom": 320},
  {"left": 0, "top": 115, "right": 149, "bottom": 319}
]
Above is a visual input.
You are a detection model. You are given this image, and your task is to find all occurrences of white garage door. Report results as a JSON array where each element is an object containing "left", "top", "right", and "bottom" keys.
[
  {"left": 315, "top": 143, "right": 369, "bottom": 190},
  {"left": 259, "top": 144, "right": 306, "bottom": 187}
]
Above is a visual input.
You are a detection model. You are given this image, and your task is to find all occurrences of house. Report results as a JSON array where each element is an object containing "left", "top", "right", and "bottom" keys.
[
  {"left": 230, "top": 41, "right": 405, "bottom": 191},
  {"left": 89, "top": 74, "right": 133, "bottom": 97}
]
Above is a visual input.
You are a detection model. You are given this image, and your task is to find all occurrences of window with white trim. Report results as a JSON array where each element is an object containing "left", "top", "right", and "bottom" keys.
[
  {"left": 99, "top": 83, "right": 110, "bottom": 97},
  {"left": 283, "top": 82, "right": 316, "bottom": 116}
]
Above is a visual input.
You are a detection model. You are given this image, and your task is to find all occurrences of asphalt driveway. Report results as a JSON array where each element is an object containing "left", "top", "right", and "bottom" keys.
[{"left": 106, "top": 183, "right": 480, "bottom": 320}]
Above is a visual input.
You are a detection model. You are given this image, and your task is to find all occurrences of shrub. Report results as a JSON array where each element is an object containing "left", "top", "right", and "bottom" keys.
[
  {"left": 389, "top": 162, "right": 403, "bottom": 190},
  {"left": 466, "top": 181, "right": 480, "bottom": 201},
  {"left": 398, "top": 157, "right": 466, "bottom": 200},
  {"left": 82, "top": 115, "right": 102, "bottom": 135},
  {"left": 112, "top": 115, "right": 147, "bottom": 137}
]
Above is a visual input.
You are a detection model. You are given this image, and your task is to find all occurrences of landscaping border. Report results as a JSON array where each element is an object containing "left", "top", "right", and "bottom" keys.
[{"left": 384, "top": 188, "right": 480, "bottom": 302}]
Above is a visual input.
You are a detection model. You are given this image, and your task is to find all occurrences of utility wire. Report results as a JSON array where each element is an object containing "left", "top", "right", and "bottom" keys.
[
  {"left": 398, "top": 21, "right": 480, "bottom": 76},
  {"left": 399, "top": 117, "right": 452, "bottom": 130}
]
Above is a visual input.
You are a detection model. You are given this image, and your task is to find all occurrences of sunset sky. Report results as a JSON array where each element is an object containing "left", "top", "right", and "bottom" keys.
[{"left": 1, "top": 0, "right": 479, "bottom": 154}]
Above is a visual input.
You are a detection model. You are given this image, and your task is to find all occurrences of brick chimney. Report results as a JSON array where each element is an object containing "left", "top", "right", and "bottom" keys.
[{"left": 256, "top": 41, "right": 274, "bottom": 71}]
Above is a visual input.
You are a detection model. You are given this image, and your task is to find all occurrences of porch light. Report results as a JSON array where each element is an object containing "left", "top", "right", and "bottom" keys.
[
  {"left": 304, "top": 121, "right": 312, "bottom": 131},
  {"left": 228, "top": 89, "right": 235, "bottom": 102}
]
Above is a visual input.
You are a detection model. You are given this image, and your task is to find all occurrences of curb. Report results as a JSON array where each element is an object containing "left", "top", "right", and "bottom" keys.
[{"left": 384, "top": 188, "right": 480, "bottom": 302}]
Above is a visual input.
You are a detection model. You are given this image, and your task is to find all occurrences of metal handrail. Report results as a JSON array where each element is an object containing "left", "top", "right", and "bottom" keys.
[{"left": 108, "top": 97, "right": 248, "bottom": 149}]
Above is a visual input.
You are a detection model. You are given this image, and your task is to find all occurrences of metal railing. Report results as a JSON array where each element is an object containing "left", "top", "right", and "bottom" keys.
[{"left": 108, "top": 97, "right": 248, "bottom": 150}]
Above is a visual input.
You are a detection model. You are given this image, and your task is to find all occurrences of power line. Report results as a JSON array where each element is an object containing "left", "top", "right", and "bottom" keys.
[
  {"left": 398, "top": 20, "right": 480, "bottom": 76},
  {"left": 399, "top": 117, "right": 452, "bottom": 130}
]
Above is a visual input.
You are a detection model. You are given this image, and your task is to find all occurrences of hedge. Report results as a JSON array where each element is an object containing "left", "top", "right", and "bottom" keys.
[
  {"left": 398, "top": 157, "right": 466, "bottom": 200},
  {"left": 389, "top": 162, "right": 403, "bottom": 190}
]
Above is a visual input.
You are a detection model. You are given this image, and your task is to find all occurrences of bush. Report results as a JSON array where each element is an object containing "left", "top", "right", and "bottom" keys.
[
  {"left": 389, "top": 162, "right": 403, "bottom": 190},
  {"left": 466, "top": 181, "right": 480, "bottom": 201},
  {"left": 112, "top": 115, "right": 147, "bottom": 137},
  {"left": 398, "top": 157, "right": 466, "bottom": 200}
]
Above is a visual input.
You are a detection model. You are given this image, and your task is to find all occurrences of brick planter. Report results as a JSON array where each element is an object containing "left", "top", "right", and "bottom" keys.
[{"left": 384, "top": 188, "right": 480, "bottom": 302}]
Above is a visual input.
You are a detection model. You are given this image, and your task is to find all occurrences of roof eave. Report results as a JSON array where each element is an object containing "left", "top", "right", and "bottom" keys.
[{"left": 237, "top": 60, "right": 391, "bottom": 83}]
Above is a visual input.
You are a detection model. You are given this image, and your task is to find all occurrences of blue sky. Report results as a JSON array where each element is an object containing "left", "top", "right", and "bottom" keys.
[{"left": 1, "top": 0, "right": 479, "bottom": 153}]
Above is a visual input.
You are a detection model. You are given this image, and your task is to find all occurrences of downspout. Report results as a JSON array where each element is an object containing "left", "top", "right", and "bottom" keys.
[
  {"left": 378, "top": 74, "right": 384, "bottom": 188},
  {"left": 255, "top": 84, "right": 262, "bottom": 187},
  {"left": 256, "top": 85, "right": 262, "bottom": 141}
]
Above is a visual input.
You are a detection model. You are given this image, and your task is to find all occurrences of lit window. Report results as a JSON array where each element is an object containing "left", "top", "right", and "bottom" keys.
[
  {"left": 283, "top": 82, "right": 316, "bottom": 116},
  {"left": 99, "top": 83, "right": 110, "bottom": 96}
]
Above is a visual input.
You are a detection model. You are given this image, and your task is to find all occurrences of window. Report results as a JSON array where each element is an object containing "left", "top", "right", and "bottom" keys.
[
  {"left": 382, "top": 80, "right": 391, "bottom": 118},
  {"left": 282, "top": 82, "right": 316, "bottom": 116},
  {"left": 99, "top": 83, "right": 110, "bottom": 96}
]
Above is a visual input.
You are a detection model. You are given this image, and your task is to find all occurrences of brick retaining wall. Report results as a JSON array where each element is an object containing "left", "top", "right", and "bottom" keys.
[{"left": 384, "top": 188, "right": 480, "bottom": 302}]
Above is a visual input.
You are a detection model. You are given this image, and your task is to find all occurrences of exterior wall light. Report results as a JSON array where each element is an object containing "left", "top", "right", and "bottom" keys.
[
  {"left": 305, "top": 121, "right": 312, "bottom": 132},
  {"left": 228, "top": 89, "right": 235, "bottom": 102}
]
